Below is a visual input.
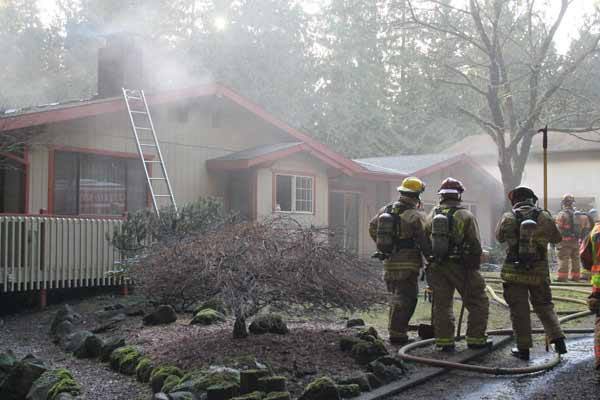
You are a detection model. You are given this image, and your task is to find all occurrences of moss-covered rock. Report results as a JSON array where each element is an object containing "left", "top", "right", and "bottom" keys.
[
  {"left": 257, "top": 376, "right": 286, "bottom": 393},
  {"left": 350, "top": 339, "right": 388, "bottom": 364},
  {"left": 346, "top": 319, "right": 365, "bottom": 328},
  {"left": 337, "top": 384, "right": 361, "bottom": 398},
  {"left": 231, "top": 391, "right": 265, "bottom": 400},
  {"left": 339, "top": 336, "right": 362, "bottom": 352},
  {"left": 364, "top": 373, "right": 382, "bottom": 389},
  {"left": 195, "top": 298, "right": 227, "bottom": 315},
  {"left": 0, "top": 350, "right": 16, "bottom": 374},
  {"left": 136, "top": 357, "right": 155, "bottom": 383},
  {"left": 176, "top": 367, "right": 241, "bottom": 395},
  {"left": 367, "top": 361, "right": 404, "bottom": 384},
  {"left": 263, "top": 393, "right": 291, "bottom": 400},
  {"left": 47, "top": 369, "right": 81, "bottom": 400},
  {"left": 161, "top": 374, "right": 183, "bottom": 393},
  {"left": 1, "top": 355, "right": 48, "bottom": 400},
  {"left": 143, "top": 305, "right": 177, "bottom": 326},
  {"left": 109, "top": 346, "right": 143, "bottom": 375},
  {"left": 73, "top": 334, "right": 103, "bottom": 359},
  {"left": 100, "top": 337, "right": 126, "bottom": 362},
  {"left": 206, "top": 382, "right": 240, "bottom": 400},
  {"left": 240, "top": 369, "right": 270, "bottom": 394},
  {"left": 298, "top": 377, "right": 340, "bottom": 400},
  {"left": 190, "top": 308, "right": 226, "bottom": 326},
  {"left": 27, "top": 368, "right": 80, "bottom": 400},
  {"left": 150, "top": 366, "right": 184, "bottom": 393},
  {"left": 248, "top": 314, "right": 288, "bottom": 335},
  {"left": 356, "top": 327, "right": 379, "bottom": 341},
  {"left": 336, "top": 374, "right": 371, "bottom": 392}
]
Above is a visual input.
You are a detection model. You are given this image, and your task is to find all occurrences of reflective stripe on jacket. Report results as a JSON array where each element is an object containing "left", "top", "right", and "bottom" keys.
[
  {"left": 580, "top": 223, "right": 600, "bottom": 295},
  {"left": 497, "top": 203, "right": 561, "bottom": 285}
]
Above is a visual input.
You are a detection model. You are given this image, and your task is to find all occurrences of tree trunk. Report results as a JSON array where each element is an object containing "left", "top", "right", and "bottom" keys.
[
  {"left": 498, "top": 151, "right": 525, "bottom": 210},
  {"left": 233, "top": 316, "right": 248, "bottom": 339}
]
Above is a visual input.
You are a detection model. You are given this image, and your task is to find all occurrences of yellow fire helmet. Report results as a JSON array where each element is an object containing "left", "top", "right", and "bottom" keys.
[{"left": 397, "top": 177, "right": 426, "bottom": 194}]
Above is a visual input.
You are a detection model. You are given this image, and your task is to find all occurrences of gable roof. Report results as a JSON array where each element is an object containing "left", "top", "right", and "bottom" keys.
[
  {"left": 444, "top": 131, "right": 600, "bottom": 156},
  {"left": 355, "top": 153, "right": 501, "bottom": 188},
  {"left": 0, "top": 84, "right": 402, "bottom": 181},
  {"left": 356, "top": 153, "right": 461, "bottom": 175}
]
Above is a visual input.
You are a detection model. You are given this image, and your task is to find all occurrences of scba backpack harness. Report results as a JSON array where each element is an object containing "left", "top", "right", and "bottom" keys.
[{"left": 374, "top": 202, "right": 415, "bottom": 259}]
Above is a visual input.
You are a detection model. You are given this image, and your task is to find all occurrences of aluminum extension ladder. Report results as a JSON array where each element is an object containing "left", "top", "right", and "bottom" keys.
[{"left": 122, "top": 88, "right": 177, "bottom": 216}]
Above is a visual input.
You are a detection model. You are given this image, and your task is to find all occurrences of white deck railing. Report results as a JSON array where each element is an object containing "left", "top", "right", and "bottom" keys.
[{"left": 0, "top": 215, "right": 124, "bottom": 292}]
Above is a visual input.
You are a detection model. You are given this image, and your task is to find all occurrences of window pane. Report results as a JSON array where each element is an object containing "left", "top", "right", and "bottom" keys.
[
  {"left": 0, "top": 159, "right": 25, "bottom": 213},
  {"left": 276, "top": 175, "right": 292, "bottom": 211},
  {"left": 295, "top": 176, "right": 313, "bottom": 212},
  {"left": 54, "top": 152, "right": 79, "bottom": 215},
  {"left": 79, "top": 154, "right": 126, "bottom": 215},
  {"left": 126, "top": 159, "right": 148, "bottom": 212}
]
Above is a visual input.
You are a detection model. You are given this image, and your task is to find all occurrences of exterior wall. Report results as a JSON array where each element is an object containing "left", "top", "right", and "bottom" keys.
[
  {"left": 28, "top": 99, "right": 291, "bottom": 214},
  {"left": 28, "top": 145, "right": 49, "bottom": 213},
  {"left": 470, "top": 150, "right": 600, "bottom": 214},
  {"left": 329, "top": 177, "right": 390, "bottom": 256},
  {"left": 255, "top": 153, "right": 329, "bottom": 227}
]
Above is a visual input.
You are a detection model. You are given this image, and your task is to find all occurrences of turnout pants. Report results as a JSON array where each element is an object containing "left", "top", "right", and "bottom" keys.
[
  {"left": 557, "top": 240, "right": 582, "bottom": 281},
  {"left": 384, "top": 269, "right": 419, "bottom": 341},
  {"left": 503, "top": 278, "right": 564, "bottom": 349},
  {"left": 427, "top": 263, "right": 489, "bottom": 347},
  {"left": 596, "top": 314, "right": 600, "bottom": 370}
]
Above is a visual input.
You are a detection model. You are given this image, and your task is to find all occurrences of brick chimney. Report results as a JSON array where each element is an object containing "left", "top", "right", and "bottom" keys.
[{"left": 97, "top": 34, "right": 146, "bottom": 98}]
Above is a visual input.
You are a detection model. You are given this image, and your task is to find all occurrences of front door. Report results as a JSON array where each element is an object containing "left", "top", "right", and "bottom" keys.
[{"left": 329, "top": 191, "right": 360, "bottom": 253}]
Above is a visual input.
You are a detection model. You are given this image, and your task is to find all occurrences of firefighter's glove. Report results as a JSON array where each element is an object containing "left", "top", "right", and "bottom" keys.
[{"left": 587, "top": 296, "right": 600, "bottom": 314}]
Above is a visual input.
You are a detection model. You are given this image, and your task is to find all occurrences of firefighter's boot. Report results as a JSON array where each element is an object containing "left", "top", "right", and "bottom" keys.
[
  {"left": 552, "top": 338, "right": 568, "bottom": 354},
  {"left": 467, "top": 339, "right": 493, "bottom": 350},
  {"left": 511, "top": 348, "right": 530, "bottom": 360}
]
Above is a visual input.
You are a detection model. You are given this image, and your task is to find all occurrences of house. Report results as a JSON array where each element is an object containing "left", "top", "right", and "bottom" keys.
[
  {"left": 355, "top": 153, "right": 504, "bottom": 246},
  {"left": 0, "top": 39, "right": 405, "bottom": 297},
  {"left": 444, "top": 132, "right": 600, "bottom": 213}
]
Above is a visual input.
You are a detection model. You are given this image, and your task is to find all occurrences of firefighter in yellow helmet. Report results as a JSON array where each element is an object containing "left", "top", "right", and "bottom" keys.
[
  {"left": 580, "top": 215, "right": 600, "bottom": 372},
  {"left": 369, "top": 177, "right": 432, "bottom": 345},
  {"left": 425, "top": 178, "right": 489, "bottom": 352},
  {"left": 555, "top": 194, "right": 583, "bottom": 281},
  {"left": 496, "top": 186, "right": 566, "bottom": 360}
]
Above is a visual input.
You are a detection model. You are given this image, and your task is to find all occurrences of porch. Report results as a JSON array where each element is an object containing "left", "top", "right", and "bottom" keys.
[{"left": 0, "top": 215, "right": 123, "bottom": 293}]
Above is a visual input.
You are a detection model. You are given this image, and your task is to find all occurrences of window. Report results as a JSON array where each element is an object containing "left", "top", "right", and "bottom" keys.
[
  {"left": 275, "top": 174, "right": 314, "bottom": 213},
  {"left": 54, "top": 151, "right": 148, "bottom": 215},
  {"left": 0, "top": 159, "right": 26, "bottom": 213}
]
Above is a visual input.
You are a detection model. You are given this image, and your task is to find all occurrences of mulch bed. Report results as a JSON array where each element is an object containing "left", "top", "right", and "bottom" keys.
[{"left": 129, "top": 318, "right": 373, "bottom": 396}]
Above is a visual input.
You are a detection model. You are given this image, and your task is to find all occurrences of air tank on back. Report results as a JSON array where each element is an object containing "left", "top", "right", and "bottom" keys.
[
  {"left": 518, "top": 219, "right": 538, "bottom": 265},
  {"left": 431, "top": 212, "right": 450, "bottom": 260}
]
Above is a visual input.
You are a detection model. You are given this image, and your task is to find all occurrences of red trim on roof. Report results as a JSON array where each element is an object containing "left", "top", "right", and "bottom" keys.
[
  {"left": 0, "top": 83, "right": 401, "bottom": 180},
  {"left": 410, "top": 153, "right": 501, "bottom": 188}
]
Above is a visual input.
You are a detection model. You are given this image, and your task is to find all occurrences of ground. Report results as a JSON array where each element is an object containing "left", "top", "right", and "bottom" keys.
[{"left": 0, "top": 277, "right": 596, "bottom": 400}]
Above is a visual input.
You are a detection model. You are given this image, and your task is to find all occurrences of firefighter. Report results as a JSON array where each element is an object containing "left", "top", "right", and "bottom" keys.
[
  {"left": 580, "top": 217, "right": 600, "bottom": 373},
  {"left": 425, "top": 178, "right": 489, "bottom": 352},
  {"left": 496, "top": 186, "right": 567, "bottom": 360},
  {"left": 369, "top": 177, "right": 431, "bottom": 345},
  {"left": 555, "top": 194, "right": 583, "bottom": 281}
]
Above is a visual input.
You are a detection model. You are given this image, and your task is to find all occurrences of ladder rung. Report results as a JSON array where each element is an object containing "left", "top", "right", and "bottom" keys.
[
  {"left": 149, "top": 178, "right": 166, "bottom": 180},
  {"left": 140, "top": 143, "right": 156, "bottom": 147},
  {"left": 130, "top": 111, "right": 147, "bottom": 114},
  {"left": 134, "top": 126, "right": 152, "bottom": 130},
  {"left": 155, "top": 195, "right": 172, "bottom": 197},
  {"left": 145, "top": 160, "right": 161, "bottom": 163},
  {"left": 126, "top": 96, "right": 142, "bottom": 100}
]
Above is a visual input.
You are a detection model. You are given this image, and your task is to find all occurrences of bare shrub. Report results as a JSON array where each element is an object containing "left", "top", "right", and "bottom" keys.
[{"left": 136, "top": 216, "right": 385, "bottom": 337}]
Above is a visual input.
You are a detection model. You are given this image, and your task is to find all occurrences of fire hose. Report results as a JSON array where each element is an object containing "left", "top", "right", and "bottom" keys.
[{"left": 397, "top": 283, "right": 595, "bottom": 375}]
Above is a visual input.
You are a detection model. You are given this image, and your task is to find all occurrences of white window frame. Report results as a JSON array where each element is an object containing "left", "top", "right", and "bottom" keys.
[{"left": 274, "top": 173, "right": 315, "bottom": 214}]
